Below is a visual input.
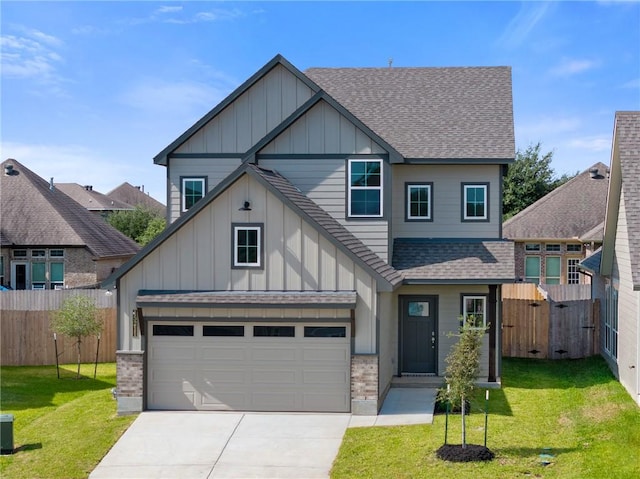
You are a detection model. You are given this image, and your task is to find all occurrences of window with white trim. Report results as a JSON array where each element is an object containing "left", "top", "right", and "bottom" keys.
[
  {"left": 545, "top": 243, "right": 561, "bottom": 252},
  {"left": 406, "top": 183, "right": 432, "bottom": 221},
  {"left": 31, "top": 262, "right": 46, "bottom": 289},
  {"left": 348, "top": 159, "right": 382, "bottom": 217},
  {"left": 31, "top": 249, "right": 46, "bottom": 258},
  {"left": 50, "top": 249, "right": 65, "bottom": 258},
  {"left": 50, "top": 262, "right": 64, "bottom": 289},
  {"left": 462, "top": 183, "right": 488, "bottom": 220},
  {"left": 233, "top": 224, "right": 262, "bottom": 268},
  {"left": 181, "top": 177, "right": 206, "bottom": 212},
  {"left": 525, "top": 243, "right": 541, "bottom": 252},
  {"left": 462, "top": 295, "right": 487, "bottom": 328},
  {"left": 545, "top": 256, "right": 561, "bottom": 284},
  {"left": 525, "top": 256, "right": 540, "bottom": 284},
  {"left": 567, "top": 258, "right": 580, "bottom": 285},
  {"left": 566, "top": 244, "right": 582, "bottom": 253}
]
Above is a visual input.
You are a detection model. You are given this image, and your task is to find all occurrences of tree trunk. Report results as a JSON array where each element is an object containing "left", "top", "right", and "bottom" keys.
[
  {"left": 76, "top": 337, "right": 82, "bottom": 379},
  {"left": 461, "top": 395, "right": 467, "bottom": 448}
]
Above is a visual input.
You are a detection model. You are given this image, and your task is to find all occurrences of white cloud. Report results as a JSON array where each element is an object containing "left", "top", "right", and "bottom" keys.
[
  {"left": 497, "top": 1, "right": 553, "bottom": 49},
  {"left": 122, "top": 6, "right": 246, "bottom": 26},
  {"left": 566, "top": 136, "right": 611, "bottom": 152},
  {"left": 549, "top": 58, "right": 600, "bottom": 77},
  {"left": 155, "top": 5, "right": 183, "bottom": 15},
  {"left": 118, "top": 79, "right": 226, "bottom": 117},
  {"left": 0, "top": 142, "right": 166, "bottom": 202}
]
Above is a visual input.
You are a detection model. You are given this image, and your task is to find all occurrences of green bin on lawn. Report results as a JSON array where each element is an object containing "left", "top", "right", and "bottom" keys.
[{"left": 0, "top": 414, "right": 14, "bottom": 454}]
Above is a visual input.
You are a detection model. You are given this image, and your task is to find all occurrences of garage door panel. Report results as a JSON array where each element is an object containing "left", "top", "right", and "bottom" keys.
[
  {"left": 200, "top": 346, "right": 247, "bottom": 361},
  {"left": 147, "top": 320, "right": 350, "bottom": 412}
]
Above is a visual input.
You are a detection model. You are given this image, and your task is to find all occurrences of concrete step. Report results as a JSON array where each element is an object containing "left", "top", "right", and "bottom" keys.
[{"left": 391, "top": 376, "right": 445, "bottom": 388}]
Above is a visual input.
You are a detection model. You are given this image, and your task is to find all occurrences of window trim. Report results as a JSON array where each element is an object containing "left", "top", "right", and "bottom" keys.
[
  {"left": 525, "top": 243, "right": 541, "bottom": 252},
  {"left": 405, "top": 182, "right": 433, "bottom": 222},
  {"left": 524, "top": 256, "right": 541, "bottom": 284},
  {"left": 545, "top": 256, "right": 561, "bottom": 284},
  {"left": 232, "top": 223, "right": 264, "bottom": 269},
  {"left": 347, "top": 159, "right": 383, "bottom": 218},
  {"left": 461, "top": 294, "right": 488, "bottom": 329},
  {"left": 180, "top": 176, "right": 207, "bottom": 213},
  {"left": 545, "top": 243, "right": 561, "bottom": 252},
  {"left": 461, "top": 182, "right": 489, "bottom": 222},
  {"left": 567, "top": 257, "right": 581, "bottom": 285}
]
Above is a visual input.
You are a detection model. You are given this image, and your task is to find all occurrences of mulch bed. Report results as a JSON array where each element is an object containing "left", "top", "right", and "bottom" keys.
[{"left": 436, "top": 444, "right": 495, "bottom": 462}]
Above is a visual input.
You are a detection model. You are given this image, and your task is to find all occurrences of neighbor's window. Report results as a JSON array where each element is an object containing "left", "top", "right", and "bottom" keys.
[
  {"left": 525, "top": 256, "right": 540, "bottom": 284},
  {"left": 545, "top": 243, "right": 561, "bottom": 252},
  {"left": 31, "top": 249, "right": 46, "bottom": 258},
  {"left": 567, "top": 244, "right": 582, "bottom": 253},
  {"left": 545, "top": 256, "right": 561, "bottom": 284},
  {"left": 348, "top": 159, "right": 382, "bottom": 217},
  {"left": 49, "top": 249, "right": 65, "bottom": 258},
  {"left": 13, "top": 249, "right": 27, "bottom": 258},
  {"left": 525, "top": 243, "right": 541, "bottom": 252},
  {"left": 567, "top": 258, "right": 581, "bottom": 285},
  {"left": 181, "top": 177, "right": 206, "bottom": 212},
  {"left": 462, "top": 183, "right": 488, "bottom": 220},
  {"left": 462, "top": 295, "right": 487, "bottom": 328},
  {"left": 31, "top": 262, "right": 46, "bottom": 289},
  {"left": 233, "top": 224, "right": 262, "bottom": 268},
  {"left": 0, "top": 255, "right": 4, "bottom": 285},
  {"left": 50, "top": 262, "right": 64, "bottom": 289},
  {"left": 406, "top": 183, "right": 433, "bottom": 221}
]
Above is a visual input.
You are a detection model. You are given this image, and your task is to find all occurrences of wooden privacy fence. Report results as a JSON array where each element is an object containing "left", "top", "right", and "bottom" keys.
[
  {"left": 502, "top": 284, "right": 600, "bottom": 359},
  {"left": 0, "top": 290, "right": 117, "bottom": 366}
]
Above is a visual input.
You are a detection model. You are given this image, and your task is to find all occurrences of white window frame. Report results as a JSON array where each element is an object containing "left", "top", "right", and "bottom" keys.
[
  {"left": 181, "top": 177, "right": 206, "bottom": 213},
  {"left": 567, "top": 258, "right": 581, "bottom": 285},
  {"left": 545, "top": 243, "right": 561, "bottom": 252},
  {"left": 524, "top": 256, "right": 541, "bottom": 284},
  {"left": 462, "top": 183, "right": 488, "bottom": 220},
  {"left": 347, "top": 159, "right": 383, "bottom": 218},
  {"left": 406, "top": 183, "right": 433, "bottom": 221},
  {"left": 49, "top": 249, "right": 65, "bottom": 258},
  {"left": 525, "top": 243, "right": 541, "bottom": 252},
  {"left": 233, "top": 225, "right": 262, "bottom": 268},
  {"left": 566, "top": 244, "right": 582, "bottom": 253},
  {"left": 50, "top": 262, "right": 65, "bottom": 289},
  {"left": 462, "top": 295, "right": 487, "bottom": 329},
  {"left": 545, "top": 256, "right": 561, "bottom": 284}
]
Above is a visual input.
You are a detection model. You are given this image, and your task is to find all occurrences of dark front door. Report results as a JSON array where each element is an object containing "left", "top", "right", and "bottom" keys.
[
  {"left": 14, "top": 263, "right": 27, "bottom": 290},
  {"left": 400, "top": 295, "right": 437, "bottom": 375}
]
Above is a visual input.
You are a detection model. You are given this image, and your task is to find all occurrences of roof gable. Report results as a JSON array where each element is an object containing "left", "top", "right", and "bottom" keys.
[
  {"left": 305, "top": 66, "right": 515, "bottom": 161},
  {"left": 56, "top": 183, "right": 133, "bottom": 211},
  {"left": 1, "top": 159, "right": 140, "bottom": 258},
  {"left": 106, "top": 182, "right": 166, "bottom": 216},
  {"left": 601, "top": 111, "right": 640, "bottom": 288},
  {"left": 502, "top": 162, "right": 609, "bottom": 241},
  {"left": 106, "top": 162, "right": 401, "bottom": 290}
]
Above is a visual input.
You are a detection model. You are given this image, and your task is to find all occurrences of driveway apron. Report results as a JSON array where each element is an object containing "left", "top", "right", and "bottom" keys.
[{"left": 89, "top": 412, "right": 351, "bottom": 479}]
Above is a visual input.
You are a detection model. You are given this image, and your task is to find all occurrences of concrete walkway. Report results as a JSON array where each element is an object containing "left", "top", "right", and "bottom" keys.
[{"left": 90, "top": 388, "right": 437, "bottom": 479}]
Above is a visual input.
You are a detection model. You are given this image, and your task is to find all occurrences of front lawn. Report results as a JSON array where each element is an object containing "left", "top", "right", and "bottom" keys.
[
  {"left": 332, "top": 356, "right": 640, "bottom": 478},
  {"left": 0, "top": 363, "right": 136, "bottom": 479}
]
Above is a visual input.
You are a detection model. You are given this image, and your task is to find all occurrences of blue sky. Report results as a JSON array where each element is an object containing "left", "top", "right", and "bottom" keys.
[{"left": 1, "top": 1, "right": 639, "bottom": 202}]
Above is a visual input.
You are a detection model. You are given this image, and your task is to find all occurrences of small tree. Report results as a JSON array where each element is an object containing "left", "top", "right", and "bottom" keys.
[
  {"left": 439, "top": 316, "right": 487, "bottom": 448},
  {"left": 51, "top": 295, "right": 103, "bottom": 379}
]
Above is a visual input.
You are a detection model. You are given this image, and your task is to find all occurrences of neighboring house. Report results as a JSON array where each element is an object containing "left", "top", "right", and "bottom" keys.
[
  {"left": 503, "top": 162, "right": 609, "bottom": 285},
  {"left": 106, "top": 182, "right": 167, "bottom": 218},
  {"left": 106, "top": 55, "right": 515, "bottom": 415},
  {"left": 55, "top": 183, "right": 134, "bottom": 217},
  {"left": 580, "top": 111, "right": 640, "bottom": 406},
  {"left": 1, "top": 159, "right": 140, "bottom": 290}
]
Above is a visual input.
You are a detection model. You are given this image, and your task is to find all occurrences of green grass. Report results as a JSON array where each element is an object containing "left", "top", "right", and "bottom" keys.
[
  {"left": 332, "top": 356, "right": 640, "bottom": 478},
  {"left": 0, "top": 363, "right": 136, "bottom": 479}
]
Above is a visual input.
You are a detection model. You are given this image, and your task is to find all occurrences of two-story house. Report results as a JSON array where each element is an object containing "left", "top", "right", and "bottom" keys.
[{"left": 107, "top": 55, "right": 515, "bottom": 415}]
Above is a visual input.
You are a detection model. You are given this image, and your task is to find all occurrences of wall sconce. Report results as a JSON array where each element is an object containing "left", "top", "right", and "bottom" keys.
[{"left": 239, "top": 201, "right": 252, "bottom": 211}]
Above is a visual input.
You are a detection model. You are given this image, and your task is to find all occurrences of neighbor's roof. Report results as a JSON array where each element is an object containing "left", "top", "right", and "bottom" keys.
[
  {"left": 614, "top": 112, "right": 640, "bottom": 288},
  {"left": 392, "top": 238, "right": 515, "bottom": 283},
  {"left": 0, "top": 159, "right": 140, "bottom": 258},
  {"left": 136, "top": 290, "right": 357, "bottom": 309},
  {"left": 106, "top": 182, "right": 166, "bottom": 216},
  {"left": 579, "top": 247, "right": 602, "bottom": 275},
  {"left": 305, "top": 66, "right": 515, "bottom": 161},
  {"left": 55, "top": 183, "right": 133, "bottom": 211},
  {"left": 502, "top": 162, "right": 610, "bottom": 241}
]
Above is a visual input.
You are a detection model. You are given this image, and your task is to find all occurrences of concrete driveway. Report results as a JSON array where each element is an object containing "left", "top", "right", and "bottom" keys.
[
  {"left": 90, "top": 388, "right": 436, "bottom": 479},
  {"left": 90, "top": 412, "right": 351, "bottom": 479}
]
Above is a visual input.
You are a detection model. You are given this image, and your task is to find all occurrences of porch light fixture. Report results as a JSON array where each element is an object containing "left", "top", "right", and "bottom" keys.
[{"left": 239, "top": 201, "right": 252, "bottom": 211}]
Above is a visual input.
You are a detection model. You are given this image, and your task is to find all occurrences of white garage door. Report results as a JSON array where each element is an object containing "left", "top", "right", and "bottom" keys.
[{"left": 147, "top": 321, "right": 351, "bottom": 412}]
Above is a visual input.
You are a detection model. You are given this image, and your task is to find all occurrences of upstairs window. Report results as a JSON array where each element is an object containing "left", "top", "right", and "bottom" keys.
[
  {"left": 406, "top": 183, "right": 433, "bottom": 221},
  {"left": 181, "top": 177, "right": 206, "bottom": 212},
  {"left": 525, "top": 243, "right": 541, "bottom": 252},
  {"left": 567, "top": 244, "right": 582, "bottom": 253},
  {"left": 545, "top": 243, "right": 561, "bottom": 252},
  {"left": 462, "top": 183, "right": 488, "bottom": 221},
  {"left": 348, "top": 159, "right": 382, "bottom": 217},
  {"left": 50, "top": 249, "right": 65, "bottom": 258},
  {"left": 233, "top": 224, "right": 262, "bottom": 268}
]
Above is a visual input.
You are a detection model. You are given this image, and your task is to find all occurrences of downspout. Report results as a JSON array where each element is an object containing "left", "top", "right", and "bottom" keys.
[{"left": 488, "top": 284, "right": 498, "bottom": 382}]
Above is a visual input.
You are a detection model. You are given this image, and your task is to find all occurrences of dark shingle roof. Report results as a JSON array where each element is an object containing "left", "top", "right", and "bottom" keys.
[
  {"left": 136, "top": 290, "right": 357, "bottom": 308},
  {"left": 55, "top": 183, "right": 133, "bottom": 211},
  {"left": 305, "top": 66, "right": 515, "bottom": 160},
  {"left": 614, "top": 112, "right": 640, "bottom": 288},
  {"left": 106, "top": 182, "right": 166, "bottom": 217},
  {"left": 1, "top": 159, "right": 140, "bottom": 258},
  {"left": 392, "top": 238, "right": 515, "bottom": 283},
  {"left": 503, "top": 162, "right": 610, "bottom": 241},
  {"left": 247, "top": 164, "right": 403, "bottom": 288}
]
